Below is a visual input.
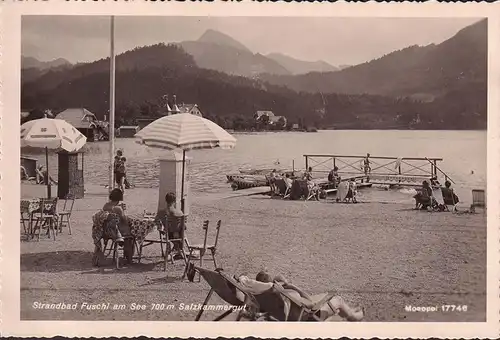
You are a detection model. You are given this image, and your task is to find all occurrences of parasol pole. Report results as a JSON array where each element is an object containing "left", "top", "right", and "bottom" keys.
[
  {"left": 45, "top": 147, "right": 51, "bottom": 198},
  {"left": 108, "top": 15, "right": 116, "bottom": 192},
  {"left": 181, "top": 149, "right": 186, "bottom": 213}
]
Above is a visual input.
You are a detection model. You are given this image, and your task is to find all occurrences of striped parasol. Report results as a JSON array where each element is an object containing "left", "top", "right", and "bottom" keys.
[
  {"left": 21, "top": 116, "right": 87, "bottom": 198},
  {"left": 135, "top": 113, "right": 237, "bottom": 211},
  {"left": 135, "top": 113, "right": 236, "bottom": 151}
]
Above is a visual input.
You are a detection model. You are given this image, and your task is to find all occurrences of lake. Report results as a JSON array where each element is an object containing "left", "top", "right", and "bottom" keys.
[{"left": 22, "top": 130, "right": 487, "bottom": 203}]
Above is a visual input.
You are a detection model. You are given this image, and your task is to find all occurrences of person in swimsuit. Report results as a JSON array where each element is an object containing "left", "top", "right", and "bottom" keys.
[
  {"left": 363, "top": 153, "right": 371, "bottom": 175},
  {"left": 255, "top": 271, "right": 364, "bottom": 321},
  {"left": 114, "top": 152, "right": 126, "bottom": 191}
]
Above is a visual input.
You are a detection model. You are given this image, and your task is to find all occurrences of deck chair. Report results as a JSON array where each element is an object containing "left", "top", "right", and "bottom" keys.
[
  {"left": 194, "top": 267, "right": 255, "bottom": 321},
  {"left": 274, "top": 178, "right": 291, "bottom": 199},
  {"left": 441, "top": 187, "right": 459, "bottom": 212},
  {"left": 306, "top": 185, "right": 320, "bottom": 201},
  {"left": 414, "top": 187, "right": 436, "bottom": 210},
  {"left": 254, "top": 282, "right": 342, "bottom": 321}
]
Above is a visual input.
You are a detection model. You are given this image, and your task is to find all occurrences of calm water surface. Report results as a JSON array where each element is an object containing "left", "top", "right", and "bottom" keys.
[{"left": 23, "top": 130, "right": 486, "bottom": 203}]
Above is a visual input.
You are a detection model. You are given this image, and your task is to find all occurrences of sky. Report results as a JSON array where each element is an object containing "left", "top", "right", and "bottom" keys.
[{"left": 21, "top": 16, "right": 481, "bottom": 66}]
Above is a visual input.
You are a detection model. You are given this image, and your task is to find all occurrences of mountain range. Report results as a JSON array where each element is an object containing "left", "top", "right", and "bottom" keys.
[
  {"left": 20, "top": 19, "right": 487, "bottom": 130},
  {"left": 259, "top": 19, "right": 487, "bottom": 99},
  {"left": 22, "top": 29, "right": 340, "bottom": 77}
]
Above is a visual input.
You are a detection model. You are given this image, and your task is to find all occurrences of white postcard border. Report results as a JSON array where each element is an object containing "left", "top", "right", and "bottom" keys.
[{"left": 1, "top": 2, "right": 499, "bottom": 338}]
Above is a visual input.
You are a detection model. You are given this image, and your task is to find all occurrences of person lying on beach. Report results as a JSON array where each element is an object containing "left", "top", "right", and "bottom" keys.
[
  {"left": 21, "top": 166, "right": 34, "bottom": 181},
  {"left": 102, "top": 188, "right": 130, "bottom": 244},
  {"left": 255, "top": 271, "right": 364, "bottom": 321},
  {"left": 155, "top": 192, "right": 185, "bottom": 254},
  {"left": 35, "top": 165, "right": 58, "bottom": 185}
]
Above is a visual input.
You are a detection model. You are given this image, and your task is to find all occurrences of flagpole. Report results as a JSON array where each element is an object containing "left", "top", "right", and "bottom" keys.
[{"left": 109, "top": 15, "right": 116, "bottom": 191}]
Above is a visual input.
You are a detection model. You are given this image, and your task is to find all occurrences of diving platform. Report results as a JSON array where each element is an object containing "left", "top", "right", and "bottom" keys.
[{"left": 304, "top": 154, "right": 453, "bottom": 187}]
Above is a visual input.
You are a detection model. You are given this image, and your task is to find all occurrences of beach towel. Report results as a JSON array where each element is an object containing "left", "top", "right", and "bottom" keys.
[
  {"left": 337, "top": 181, "right": 349, "bottom": 201},
  {"left": 395, "top": 157, "right": 402, "bottom": 169}
]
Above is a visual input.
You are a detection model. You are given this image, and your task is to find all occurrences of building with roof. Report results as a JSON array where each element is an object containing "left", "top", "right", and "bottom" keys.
[
  {"left": 176, "top": 104, "right": 203, "bottom": 117},
  {"left": 55, "top": 108, "right": 106, "bottom": 142},
  {"left": 118, "top": 125, "right": 140, "bottom": 138},
  {"left": 254, "top": 110, "right": 287, "bottom": 128}
]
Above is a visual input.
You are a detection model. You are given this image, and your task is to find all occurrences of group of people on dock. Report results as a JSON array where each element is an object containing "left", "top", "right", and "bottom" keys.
[{"left": 269, "top": 167, "right": 322, "bottom": 200}]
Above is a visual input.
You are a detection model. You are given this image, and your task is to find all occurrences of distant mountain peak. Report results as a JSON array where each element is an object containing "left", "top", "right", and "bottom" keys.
[
  {"left": 197, "top": 29, "right": 251, "bottom": 52},
  {"left": 266, "top": 52, "right": 339, "bottom": 75},
  {"left": 21, "top": 55, "right": 72, "bottom": 70}
]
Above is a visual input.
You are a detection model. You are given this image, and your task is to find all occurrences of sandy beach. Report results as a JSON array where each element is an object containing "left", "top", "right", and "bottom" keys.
[{"left": 20, "top": 182, "right": 486, "bottom": 322}]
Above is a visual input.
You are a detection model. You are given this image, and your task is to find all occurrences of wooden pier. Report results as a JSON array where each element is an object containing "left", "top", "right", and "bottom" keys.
[{"left": 304, "top": 154, "right": 453, "bottom": 187}]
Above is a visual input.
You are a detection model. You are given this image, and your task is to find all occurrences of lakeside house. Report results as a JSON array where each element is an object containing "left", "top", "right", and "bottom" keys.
[
  {"left": 118, "top": 125, "right": 140, "bottom": 138},
  {"left": 137, "top": 95, "right": 204, "bottom": 129},
  {"left": 55, "top": 108, "right": 106, "bottom": 142},
  {"left": 254, "top": 110, "right": 287, "bottom": 127},
  {"left": 176, "top": 103, "right": 203, "bottom": 117}
]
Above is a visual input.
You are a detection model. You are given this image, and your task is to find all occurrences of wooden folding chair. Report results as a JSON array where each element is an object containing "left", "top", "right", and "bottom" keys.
[
  {"left": 103, "top": 236, "right": 140, "bottom": 269},
  {"left": 183, "top": 220, "right": 210, "bottom": 281},
  {"left": 32, "top": 198, "right": 59, "bottom": 241},
  {"left": 138, "top": 214, "right": 187, "bottom": 271},
  {"left": 58, "top": 194, "right": 75, "bottom": 234}
]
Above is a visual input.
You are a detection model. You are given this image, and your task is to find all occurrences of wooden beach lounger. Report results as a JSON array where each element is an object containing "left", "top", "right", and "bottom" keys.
[
  {"left": 193, "top": 267, "right": 253, "bottom": 321},
  {"left": 193, "top": 267, "right": 352, "bottom": 322}
]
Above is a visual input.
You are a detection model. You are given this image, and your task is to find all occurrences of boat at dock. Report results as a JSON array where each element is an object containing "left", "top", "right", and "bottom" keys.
[{"left": 227, "top": 174, "right": 269, "bottom": 190}]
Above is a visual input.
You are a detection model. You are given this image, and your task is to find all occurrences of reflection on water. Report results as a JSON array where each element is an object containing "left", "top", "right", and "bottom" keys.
[{"left": 22, "top": 130, "right": 486, "bottom": 202}]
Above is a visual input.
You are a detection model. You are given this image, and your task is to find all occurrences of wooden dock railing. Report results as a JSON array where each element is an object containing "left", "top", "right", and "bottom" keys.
[{"left": 303, "top": 154, "right": 453, "bottom": 186}]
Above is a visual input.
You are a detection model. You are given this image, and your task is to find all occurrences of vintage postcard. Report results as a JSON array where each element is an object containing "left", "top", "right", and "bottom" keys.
[{"left": 1, "top": 1, "right": 499, "bottom": 338}]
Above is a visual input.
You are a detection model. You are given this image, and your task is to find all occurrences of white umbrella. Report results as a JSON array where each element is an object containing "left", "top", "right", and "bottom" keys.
[
  {"left": 135, "top": 113, "right": 237, "bottom": 211},
  {"left": 21, "top": 116, "right": 87, "bottom": 198}
]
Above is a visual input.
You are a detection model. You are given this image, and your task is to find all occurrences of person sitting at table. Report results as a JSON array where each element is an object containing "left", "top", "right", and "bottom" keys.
[
  {"left": 155, "top": 192, "right": 185, "bottom": 257},
  {"left": 102, "top": 188, "right": 130, "bottom": 244}
]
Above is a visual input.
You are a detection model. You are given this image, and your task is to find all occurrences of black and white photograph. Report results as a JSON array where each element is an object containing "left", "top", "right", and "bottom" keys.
[{"left": 16, "top": 13, "right": 489, "bottom": 327}]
